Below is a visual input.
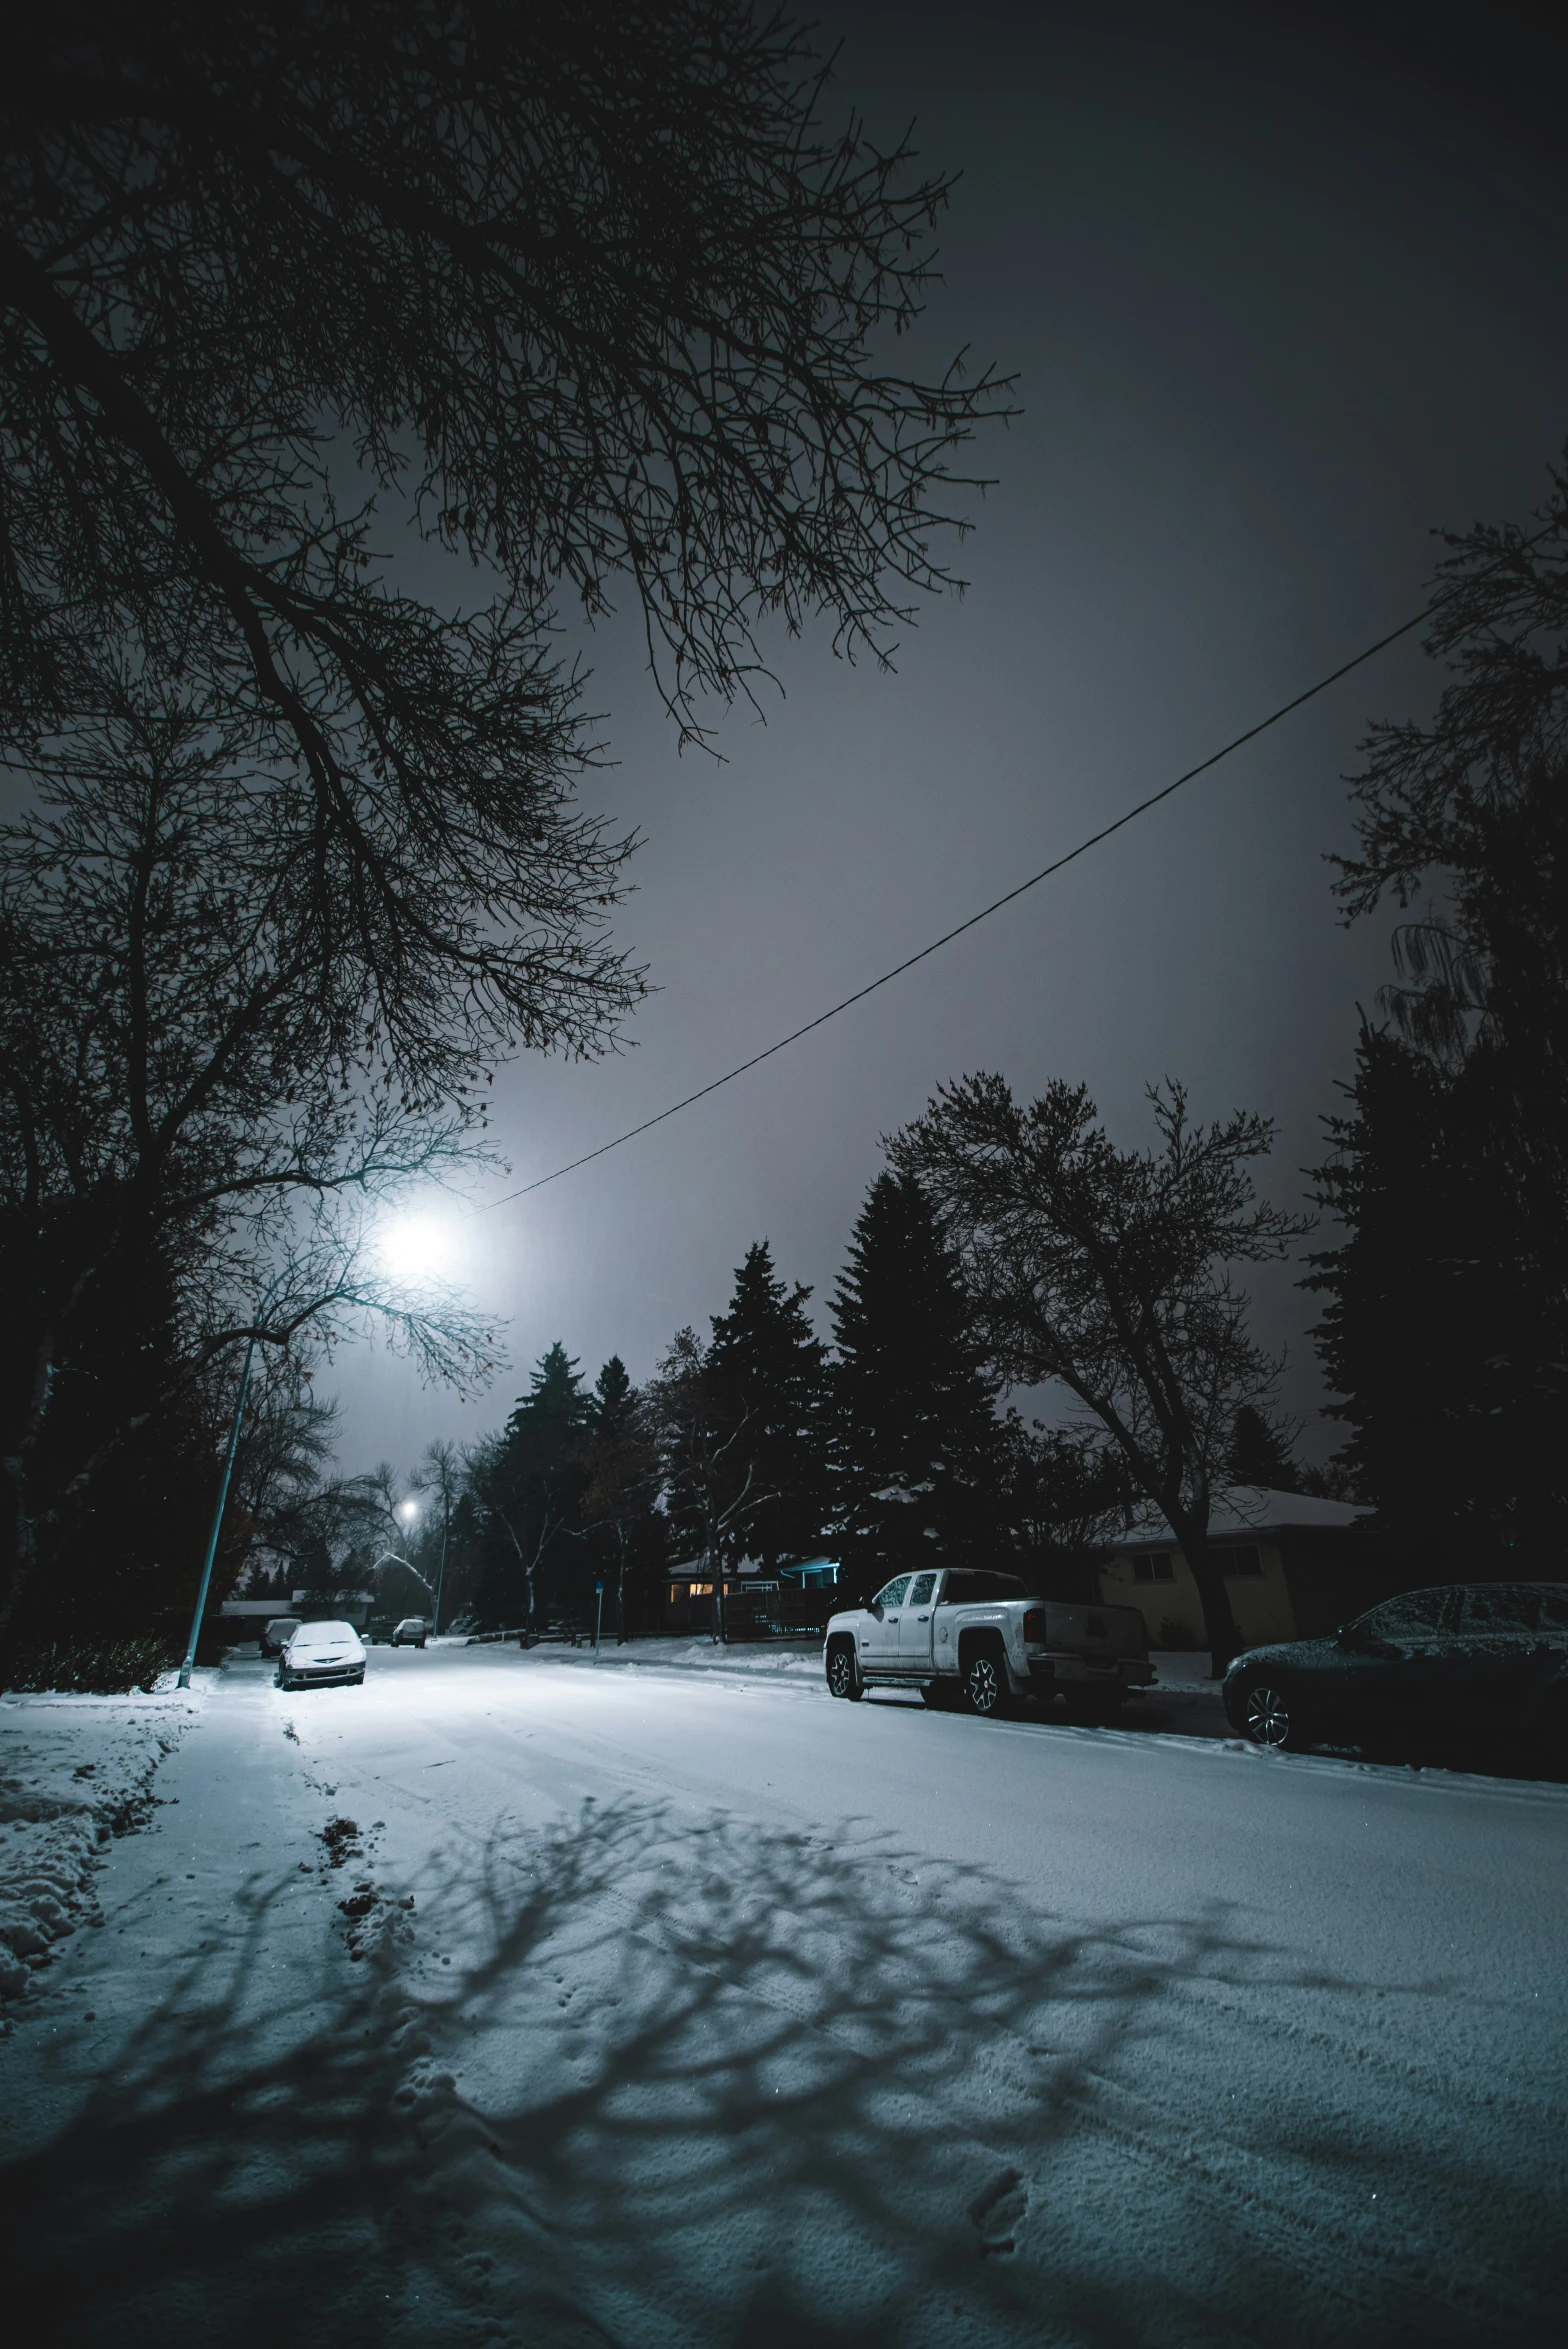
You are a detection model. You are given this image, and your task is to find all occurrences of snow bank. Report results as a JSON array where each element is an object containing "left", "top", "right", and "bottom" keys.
[
  {"left": 536, "top": 1633, "right": 826, "bottom": 1678},
  {"left": 0, "top": 1688, "right": 202, "bottom": 2000}
]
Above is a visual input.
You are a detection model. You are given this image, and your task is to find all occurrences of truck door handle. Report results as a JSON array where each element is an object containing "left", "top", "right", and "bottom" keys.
[{"left": 916, "top": 1613, "right": 930, "bottom": 1622}]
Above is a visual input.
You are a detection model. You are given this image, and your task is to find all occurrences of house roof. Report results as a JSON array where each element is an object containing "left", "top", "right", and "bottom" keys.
[{"left": 1111, "top": 1486, "right": 1369, "bottom": 1549}]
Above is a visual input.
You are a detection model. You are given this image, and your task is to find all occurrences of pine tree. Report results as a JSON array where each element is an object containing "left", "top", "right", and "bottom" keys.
[
  {"left": 706, "top": 1243, "right": 829, "bottom": 1570},
  {"left": 470, "top": 1343, "right": 589, "bottom": 1629},
  {"left": 1323, "top": 472, "right": 1568, "bottom": 1571},
  {"left": 589, "top": 1355, "right": 636, "bottom": 1438},
  {"left": 829, "top": 1172, "right": 1001, "bottom": 1600},
  {"left": 1226, "top": 1405, "right": 1309, "bottom": 1493},
  {"left": 1306, "top": 1026, "right": 1555, "bottom": 1570},
  {"left": 580, "top": 1356, "right": 662, "bottom": 1640}
]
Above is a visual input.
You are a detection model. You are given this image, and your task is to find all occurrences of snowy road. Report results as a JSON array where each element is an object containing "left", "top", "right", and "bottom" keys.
[{"left": 3, "top": 1644, "right": 1565, "bottom": 2347}]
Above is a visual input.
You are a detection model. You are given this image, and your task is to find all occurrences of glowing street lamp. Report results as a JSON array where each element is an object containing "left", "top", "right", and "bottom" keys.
[{"left": 376, "top": 1208, "right": 464, "bottom": 1287}]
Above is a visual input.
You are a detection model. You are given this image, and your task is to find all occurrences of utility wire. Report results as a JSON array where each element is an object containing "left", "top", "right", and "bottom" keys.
[{"left": 478, "top": 578, "right": 1472, "bottom": 1211}]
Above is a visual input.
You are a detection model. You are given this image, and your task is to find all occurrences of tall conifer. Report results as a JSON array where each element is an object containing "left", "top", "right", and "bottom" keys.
[
  {"left": 470, "top": 1342, "right": 589, "bottom": 1627},
  {"left": 707, "top": 1243, "right": 829, "bottom": 1570},
  {"left": 1306, "top": 1028, "right": 1556, "bottom": 1567},
  {"left": 829, "top": 1171, "right": 1000, "bottom": 1598}
]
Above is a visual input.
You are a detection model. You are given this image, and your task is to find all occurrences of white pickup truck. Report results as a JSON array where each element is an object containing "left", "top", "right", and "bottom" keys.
[{"left": 824, "top": 1566, "right": 1152, "bottom": 1719}]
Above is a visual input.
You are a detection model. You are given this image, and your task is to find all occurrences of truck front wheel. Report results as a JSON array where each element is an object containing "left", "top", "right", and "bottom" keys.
[
  {"left": 826, "top": 1638, "right": 863, "bottom": 1701},
  {"left": 961, "top": 1639, "right": 1014, "bottom": 1720}
]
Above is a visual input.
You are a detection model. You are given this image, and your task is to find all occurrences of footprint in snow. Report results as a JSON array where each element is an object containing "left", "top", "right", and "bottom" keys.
[{"left": 969, "top": 2167, "right": 1028, "bottom": 2256}]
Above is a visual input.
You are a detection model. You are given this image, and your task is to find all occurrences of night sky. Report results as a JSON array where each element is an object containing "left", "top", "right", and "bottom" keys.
[{"left": 332, "top": 0, "right": 1568, "bottom": 1474}]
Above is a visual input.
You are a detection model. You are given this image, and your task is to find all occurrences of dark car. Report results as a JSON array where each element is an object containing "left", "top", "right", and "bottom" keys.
[
  {"left": 260, "top": 1615, "right": 301, "bottom": 1657},
  {"left": 1224, "top": 1583, "right": 1568, "bottom": 1773}
]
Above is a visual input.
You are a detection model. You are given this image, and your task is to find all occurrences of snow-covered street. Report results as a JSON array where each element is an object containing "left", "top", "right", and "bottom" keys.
[{"left": 3, "top": 1643, "right": 1565, "bottom": 2347}]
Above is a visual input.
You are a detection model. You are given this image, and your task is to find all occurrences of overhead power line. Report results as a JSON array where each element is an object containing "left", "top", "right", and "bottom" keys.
[{"left": 478, "top": 577, "right": 1471, "bottom": 1212}]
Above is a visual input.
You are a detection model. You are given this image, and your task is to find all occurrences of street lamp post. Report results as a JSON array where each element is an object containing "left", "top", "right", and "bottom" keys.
[
  {"left": 177, "top": 1281, "right": 282, "bottom": 1691},
  {"left": 432, "top": 1491, "right": 450, "bottom": 1639}
]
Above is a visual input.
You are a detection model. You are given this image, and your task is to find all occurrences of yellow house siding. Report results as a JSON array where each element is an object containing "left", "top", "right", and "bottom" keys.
[{"left": 1096, "top": 1541, "right": 1298, "bottom": 1647}]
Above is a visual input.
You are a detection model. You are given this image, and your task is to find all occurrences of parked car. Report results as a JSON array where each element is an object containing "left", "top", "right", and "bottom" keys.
[
  {"left": 391, "top": 1617, "right": 428, "bottom": 1649},
  {"left": 260, "top": 1616, "right": 301, "bottom": 1657},
  {"left": 824, "top": 1567, "right": 1151, "bottom": 1718},
  {"left": 1224, "top": 1582, "right": 1568, "bottom": 1770},
  {"left": 276, "top": 1620, "right": 366, "bottom": 1690}
]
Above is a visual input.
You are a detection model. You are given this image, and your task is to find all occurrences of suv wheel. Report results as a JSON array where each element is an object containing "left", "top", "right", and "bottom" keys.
[
  {"left": 962, "top": 1641, "right": 1012, "bottom": 1719},
  {"left": 1239, "top": 1675, "right": 1297, "bottom": 1750},
  {"left": 826, "top": 1639, "right": 863, "bottom": 1702}
]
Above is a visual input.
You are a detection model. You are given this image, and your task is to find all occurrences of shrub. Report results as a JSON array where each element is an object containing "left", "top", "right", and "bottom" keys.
[{"left": 3, "top": 1634, "right": 179, "bottom": 1695}]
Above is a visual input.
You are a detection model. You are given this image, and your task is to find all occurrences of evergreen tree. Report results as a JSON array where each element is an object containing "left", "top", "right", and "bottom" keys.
[
  {"left": 589, "top": 1355, "right": 636, "bottom": 1437},
  {"left": 1306, "top": 1026, "right": 1555, "bottom": 1569},
  {"left": 706, "top": 1244, "right": 829, "bottom": 1570},
  {"left": 579, "top": 1357, "right": 663, "bottom": 1640},
  {"left": 1319, "top": 471, "right": 1568, "bottom": 1569},
  {"left": 646, "top": 1326, "right": 755, "bottom": 1641},
  {"left": 829, "top": 1172, "right": 1001, "bottom": 1601},
  {"left": 1225, "top": 1405, "right": 1310, "bottom": 1494},
  {"left": 470, "top": 1343, "right": 589, "bottom": 1630}
]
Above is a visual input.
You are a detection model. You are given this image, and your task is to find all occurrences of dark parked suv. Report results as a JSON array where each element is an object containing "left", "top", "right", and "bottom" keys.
[{"left": 1224, "top": 1583, "right": 1568, "bottom": 1774}]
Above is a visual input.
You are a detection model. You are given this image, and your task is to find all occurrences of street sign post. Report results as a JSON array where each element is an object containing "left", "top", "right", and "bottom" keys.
[{"left": 593, "top": 1579, "right": 605, "bottom": 1653}]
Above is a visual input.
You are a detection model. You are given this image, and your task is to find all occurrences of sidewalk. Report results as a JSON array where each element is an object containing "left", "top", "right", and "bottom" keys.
[{"left": 0, "top": 1654, "right": 458, "bottom": 2345}]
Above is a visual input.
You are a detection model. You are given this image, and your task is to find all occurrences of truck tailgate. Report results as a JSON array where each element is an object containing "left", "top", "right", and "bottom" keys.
[{"left": 1043, "top": 1601, "right": 1147, "bottom": 1658}]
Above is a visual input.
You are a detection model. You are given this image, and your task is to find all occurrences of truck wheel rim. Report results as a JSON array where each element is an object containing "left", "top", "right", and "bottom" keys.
[
  {"left": 1245, "top": 1683, "right": 1290, "bottom": 1746},
  {"left": 969, "top": 1659, "right": 999, "bottom": 1712},
  {"left": 828, "top": 1650, "right": 852, "bottom": 1696}
]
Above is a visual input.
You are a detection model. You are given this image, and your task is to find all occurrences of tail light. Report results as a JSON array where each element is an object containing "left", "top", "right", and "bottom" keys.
[{"left": 1023, "top": 1609, "right": 1047, "bottom": 1644}]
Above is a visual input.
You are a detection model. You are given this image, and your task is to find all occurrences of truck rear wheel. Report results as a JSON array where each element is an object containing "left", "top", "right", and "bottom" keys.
[
  {"left": 961, "top": 1638, "right": 1013, "bottom": 1720},
  {"left": 826, "top": 1638, "right": 863, "bottom": 1701}
]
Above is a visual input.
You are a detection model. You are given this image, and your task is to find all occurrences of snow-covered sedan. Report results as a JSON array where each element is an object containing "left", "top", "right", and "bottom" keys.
[
  {"left": 275, "top": 1620, "right": 367, "bottom": 1690},
  {"left": 825, "top": 1567, "right": 1152, "bottom": 1718}
]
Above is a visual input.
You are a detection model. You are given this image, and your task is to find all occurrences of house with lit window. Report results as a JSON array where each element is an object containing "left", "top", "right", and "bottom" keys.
[
  {"left": 662, "top": 1556, "right": 840, "bottom": 1637},
  {"left": 1094, "top": 1487, "right": 1373, "bottom": 1649}
]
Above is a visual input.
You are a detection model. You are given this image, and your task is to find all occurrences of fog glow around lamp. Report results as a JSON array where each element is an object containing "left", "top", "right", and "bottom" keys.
[{"left": 378, "top": 1209, "right": 462, "bottom": 1285}]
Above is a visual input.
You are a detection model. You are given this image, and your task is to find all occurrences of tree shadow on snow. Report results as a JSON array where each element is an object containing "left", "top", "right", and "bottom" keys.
[{"left": 2, "top": 1800, "right": 1560, "bottom": 2348}]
